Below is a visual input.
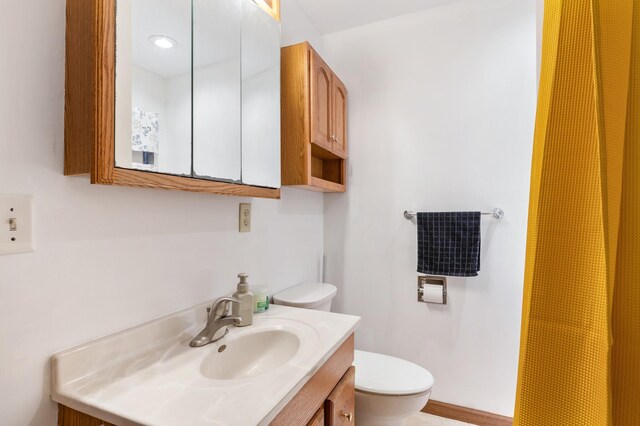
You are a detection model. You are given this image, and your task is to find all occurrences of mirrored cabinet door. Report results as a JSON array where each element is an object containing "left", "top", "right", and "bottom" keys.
[
  {"left": 193, "top": 0, "right": 242, "bottom": 182},
  {"left": 241, "top": 0, "right": 281, "bottom": 188},
  {"left": 115, "top": 0, "right": 192, "bottom": 176}
]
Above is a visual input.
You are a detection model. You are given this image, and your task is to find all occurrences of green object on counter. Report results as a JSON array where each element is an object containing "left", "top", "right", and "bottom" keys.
[{"left": 253, "top": 285, "right": 270, "bottom": 313}]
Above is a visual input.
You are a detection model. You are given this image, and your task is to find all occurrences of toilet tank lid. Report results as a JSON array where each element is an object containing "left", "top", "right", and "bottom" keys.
[
  {"left": 353, "top": 350, "right": 434, "bottom": 396},
  {"left": 272, "top": 283, "right": 337, "bottom": 306}
]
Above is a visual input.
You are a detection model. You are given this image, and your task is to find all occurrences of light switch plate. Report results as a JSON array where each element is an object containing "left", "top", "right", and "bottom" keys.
[
  {"left": 0, "top": 195, "right": 33, "bottom": 255},
  {"left": 239, "top": 203, "right": 251, "bottom": 233}
]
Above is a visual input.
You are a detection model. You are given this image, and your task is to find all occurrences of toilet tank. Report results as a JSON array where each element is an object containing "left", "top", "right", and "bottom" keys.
[{"left": 272, "top": 283, "right": 337, "bottom": 311}]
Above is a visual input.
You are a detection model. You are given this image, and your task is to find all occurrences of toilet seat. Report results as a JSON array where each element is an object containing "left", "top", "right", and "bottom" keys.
[{"left": 354, "top": 350, "right": 434, "bottom": 396}]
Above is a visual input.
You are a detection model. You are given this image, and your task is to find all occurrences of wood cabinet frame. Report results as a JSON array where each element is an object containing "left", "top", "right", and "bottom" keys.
[
  {"left": 64, "top": 0, "right": 281, "bottom": 199},
  {"left": 255, "top": 0, "right": 280, "bottom": 21}
]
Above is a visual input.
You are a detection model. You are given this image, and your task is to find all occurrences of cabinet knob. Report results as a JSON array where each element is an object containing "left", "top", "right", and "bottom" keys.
[
  {"left": 340, "top": 412, "right": 353, "bottom": 422},
  {"left": 331, "top": 134, "right": 336, "bottom": 142}
]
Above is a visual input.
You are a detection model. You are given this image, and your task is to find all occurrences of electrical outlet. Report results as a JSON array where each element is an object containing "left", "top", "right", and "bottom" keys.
[
  {"left": 239, "top": 203, "right": 251, "bottom": 232},
  {"left": 0, "top": 195, "right": 33, "bottom": 255}
]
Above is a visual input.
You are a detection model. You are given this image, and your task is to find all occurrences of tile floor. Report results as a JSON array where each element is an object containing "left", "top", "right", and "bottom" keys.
[{"left": 406, "top": 412, "right": 475, "bottom": 426}]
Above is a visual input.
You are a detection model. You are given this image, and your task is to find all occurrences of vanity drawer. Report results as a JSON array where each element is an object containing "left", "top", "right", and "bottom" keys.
[{"left": 325, "top": 366, "right": 355, "bottom": 425}]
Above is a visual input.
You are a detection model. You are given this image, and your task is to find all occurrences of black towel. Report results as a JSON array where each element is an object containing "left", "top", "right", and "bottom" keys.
[{"left": 417, "top": 211, "right": 481, "bottom": 277}]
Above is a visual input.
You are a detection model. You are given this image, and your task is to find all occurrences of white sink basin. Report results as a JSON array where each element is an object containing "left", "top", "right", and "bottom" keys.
[
  {"left": 51, "top": 304, "right": 361, "bottom": 426},
  {"left": 200, "top": 329, "right": 300, "bottom": 380}
]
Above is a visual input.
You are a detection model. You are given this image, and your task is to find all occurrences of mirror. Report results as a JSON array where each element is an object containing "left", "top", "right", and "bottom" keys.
[
  {"left": 241, "top": 0, "right": 281, "bottom": 188},
  {"left": 114, "top": 0, "right": 280, "bottom": 188},
  {"left": 193, "top": 0, "right": 242, "bottom": 182},
  {"left": 115, "top": 0, "right": 192, "bottom": 176}
]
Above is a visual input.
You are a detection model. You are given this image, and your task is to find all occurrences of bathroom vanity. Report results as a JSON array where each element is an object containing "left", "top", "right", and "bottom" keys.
[{"left": 51, "top": 305, "right": 359, "bottom": 425}]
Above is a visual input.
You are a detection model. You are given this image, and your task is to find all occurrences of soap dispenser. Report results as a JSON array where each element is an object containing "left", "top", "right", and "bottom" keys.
[{"left": 232, "top": 273, "right": 254, "bottom": 326}]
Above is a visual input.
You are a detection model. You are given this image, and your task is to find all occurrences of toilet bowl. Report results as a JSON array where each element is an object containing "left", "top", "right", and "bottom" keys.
[
  {"left": 272, "top": 283, "right": 435, "bottom": 425},
  {"left": 354, "top": 350, "right": 433, "bottom": 426}
]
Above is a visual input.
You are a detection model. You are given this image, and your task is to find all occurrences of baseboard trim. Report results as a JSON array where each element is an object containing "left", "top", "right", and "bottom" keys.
[{"left": 422, "top": 400, "right": 513, "bottom": 426}]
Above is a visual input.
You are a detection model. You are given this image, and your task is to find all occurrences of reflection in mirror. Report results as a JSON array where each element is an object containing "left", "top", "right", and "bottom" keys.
[
  {"left": 241, "top": 0, "right": 281, "bottom": 188},
  {"left": 193, "top": 0, "right": 242, "bottom": 182},
  {"left": 115, "top": 0, "right": 192, "bottom": 176}
]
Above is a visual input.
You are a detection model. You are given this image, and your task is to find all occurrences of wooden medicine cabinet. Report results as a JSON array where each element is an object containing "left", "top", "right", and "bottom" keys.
[
  {"left": 65, "top": 0, "right": 282, "bottom": 199},
  {"left": 281, "top": 42, "right": 348, "bottom": 192}
]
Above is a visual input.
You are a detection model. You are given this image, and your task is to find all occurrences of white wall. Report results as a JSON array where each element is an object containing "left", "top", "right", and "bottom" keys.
[
  {"left": 280, "top": 0, "right": 324, "bottom": 53},
  {"left": 537, "top": 0, "right": 544, "bottom": 83},
  {"left": 322, "top": 0, "right": 536, "bottom": 416},
  {"left": 0, "top": 1, "right": 323, "bottom": 425}
]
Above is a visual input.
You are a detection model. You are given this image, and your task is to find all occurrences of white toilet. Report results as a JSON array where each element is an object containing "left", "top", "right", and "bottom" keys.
[{"left": 273, "top": 283, "right": 435, "bottom": 426}]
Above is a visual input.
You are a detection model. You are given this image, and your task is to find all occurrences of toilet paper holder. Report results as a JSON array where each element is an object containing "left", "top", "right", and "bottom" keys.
[{"left": 418, "top": 276, "right": 447, "bottom": 305}]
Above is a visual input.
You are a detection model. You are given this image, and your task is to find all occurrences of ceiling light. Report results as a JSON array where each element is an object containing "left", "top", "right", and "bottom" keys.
[{"left": 148, "top": 35, "right": 176, "bottom": 50}]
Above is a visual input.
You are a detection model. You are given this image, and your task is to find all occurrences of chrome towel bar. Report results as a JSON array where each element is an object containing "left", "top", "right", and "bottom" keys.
[{"left": 403, "top": 208, "right": 504, "bottom": 220}]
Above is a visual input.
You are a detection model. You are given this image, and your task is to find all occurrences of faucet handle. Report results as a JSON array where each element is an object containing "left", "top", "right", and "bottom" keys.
[
  {"left": 210, "top": 296, "right": 241, "bottom": 320},
  {"left": 225, "top": 314, "right": 243, "bottom": 325}
]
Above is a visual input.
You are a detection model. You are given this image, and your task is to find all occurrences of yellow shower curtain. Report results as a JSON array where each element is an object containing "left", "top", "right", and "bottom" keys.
[{"left": 515, "top": 1, "right": 640, "bottom": 425}]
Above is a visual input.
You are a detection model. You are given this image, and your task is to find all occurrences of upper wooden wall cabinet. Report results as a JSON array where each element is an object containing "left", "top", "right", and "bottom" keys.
[{"left": 281, "top": 42, "right": 348, "bottom": 193}]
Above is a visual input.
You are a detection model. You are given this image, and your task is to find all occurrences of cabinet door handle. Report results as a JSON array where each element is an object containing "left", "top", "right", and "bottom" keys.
[
  {"left": 331, "top": 134, "right": 336, "bottom": 142},
  {"left": 340, "top": 412, "right": 353, "bottom": 422}
]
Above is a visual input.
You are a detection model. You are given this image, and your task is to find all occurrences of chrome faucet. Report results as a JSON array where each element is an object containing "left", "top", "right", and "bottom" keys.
[{"left": 190, "top": 297, "right": 242, "bottom": 347}]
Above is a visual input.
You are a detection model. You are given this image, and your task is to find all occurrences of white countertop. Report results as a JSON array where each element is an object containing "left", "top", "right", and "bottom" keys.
[{"left": 51, "top": 304, "right": 360, "bottom": 426}]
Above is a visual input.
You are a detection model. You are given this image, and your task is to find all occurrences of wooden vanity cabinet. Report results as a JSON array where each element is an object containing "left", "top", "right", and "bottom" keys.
[
  {"left": 58, "top": 405, "right": 115, "bottom": 426},
  {"left": 281, "top": 42, "right": 348, "bottom": 192},
  {"left": 325, "top": 367, "right": 355, "bottom": 425},
  {"left": 271, "top": 334, "right": 355, "bottom": 425},
  {"left": 304, "top": 365, "right": 354, "bottom": 426},
  {"left": 307, "top": 407, "right": 325, "bottom": 426}
]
